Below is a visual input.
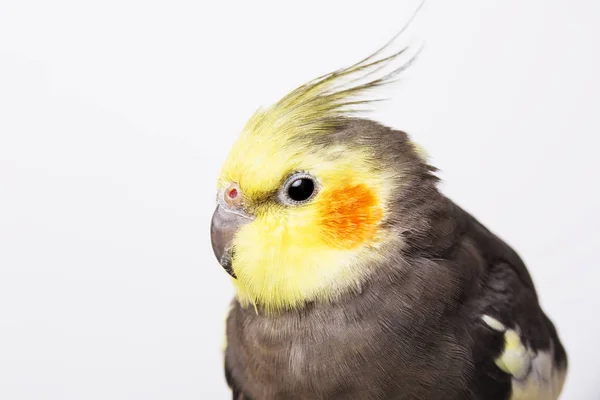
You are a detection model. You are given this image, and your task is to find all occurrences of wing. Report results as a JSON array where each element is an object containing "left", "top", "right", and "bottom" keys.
[
  {"left": 471, "top": 259, "right": 568, "bottom": 400},
  {"left": 452, "top": 204, "right": 568, "bottom": 400},
  {"left": 481, "top": 313, "right": 567, "bottom": 400}
]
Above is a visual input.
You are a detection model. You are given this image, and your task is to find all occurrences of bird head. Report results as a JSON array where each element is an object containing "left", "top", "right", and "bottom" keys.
[{"left": 210, "top": 29, "right": 434, "bottom": 312}]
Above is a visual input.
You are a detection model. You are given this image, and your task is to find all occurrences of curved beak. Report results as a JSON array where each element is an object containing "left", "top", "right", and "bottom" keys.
[{"left": 210, "top": 205, "right": 253, "bottom": 278}]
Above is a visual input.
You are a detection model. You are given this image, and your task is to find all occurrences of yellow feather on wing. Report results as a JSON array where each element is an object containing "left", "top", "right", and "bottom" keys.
[{"left": 482, "top": 315, "right": 567, "bottom": 400}]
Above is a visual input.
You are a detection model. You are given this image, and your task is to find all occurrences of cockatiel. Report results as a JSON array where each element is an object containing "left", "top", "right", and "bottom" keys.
[{"left": 209, "top": 18, "right": 568, "bottom": 400}]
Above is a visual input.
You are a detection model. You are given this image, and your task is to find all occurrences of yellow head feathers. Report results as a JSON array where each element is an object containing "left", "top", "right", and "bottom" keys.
[{"left": 215, "top": 14, "right": 423, "bottom": 312}]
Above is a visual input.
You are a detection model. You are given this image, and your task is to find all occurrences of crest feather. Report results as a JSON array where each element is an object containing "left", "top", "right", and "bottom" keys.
[{"left": 243, "top": 2, "right": 425, "bottom": 141}]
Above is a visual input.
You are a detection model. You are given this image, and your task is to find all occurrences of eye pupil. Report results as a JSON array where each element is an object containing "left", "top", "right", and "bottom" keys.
[{"left": 287, "top": 178, "right": 315, "bottom": 202}]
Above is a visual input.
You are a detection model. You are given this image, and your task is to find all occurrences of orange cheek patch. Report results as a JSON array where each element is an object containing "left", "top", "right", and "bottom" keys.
[{"left": 317, "top": 183, "right": 384, "bottom": 249}]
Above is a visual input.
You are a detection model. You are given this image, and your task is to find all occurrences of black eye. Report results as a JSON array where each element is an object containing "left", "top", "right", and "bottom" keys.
[{"left": 282, "top": 173, "right": 318, "bottom": 205}]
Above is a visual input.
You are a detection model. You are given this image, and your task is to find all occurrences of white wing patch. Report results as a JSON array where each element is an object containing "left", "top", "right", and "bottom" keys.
[{"left": 482, "top": 315, "right": 567, "bottom": 400}]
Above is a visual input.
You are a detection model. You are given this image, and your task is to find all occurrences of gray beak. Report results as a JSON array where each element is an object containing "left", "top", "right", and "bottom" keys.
[{"left": 210, "top": 205, "right": 253, "bottom": 278}]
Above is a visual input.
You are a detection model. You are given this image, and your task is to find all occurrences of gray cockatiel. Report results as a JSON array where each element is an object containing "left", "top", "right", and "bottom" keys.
[{"left": 209, "top": 19, "right": 568, "bottom": 400}]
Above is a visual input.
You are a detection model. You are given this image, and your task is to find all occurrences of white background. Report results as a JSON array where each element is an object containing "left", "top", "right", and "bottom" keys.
[{"left": 1, "top": 0, "right": 599, "bottom": 398}]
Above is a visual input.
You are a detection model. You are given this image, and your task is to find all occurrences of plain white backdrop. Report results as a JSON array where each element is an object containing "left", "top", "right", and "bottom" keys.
[{"left": 1, "top": 0, "right": 599, "bottom": 398}]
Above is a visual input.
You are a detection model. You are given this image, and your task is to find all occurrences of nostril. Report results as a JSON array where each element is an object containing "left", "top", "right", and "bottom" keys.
[{"left": 224, "top": 183, "right": 242, "bottom": 207}]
